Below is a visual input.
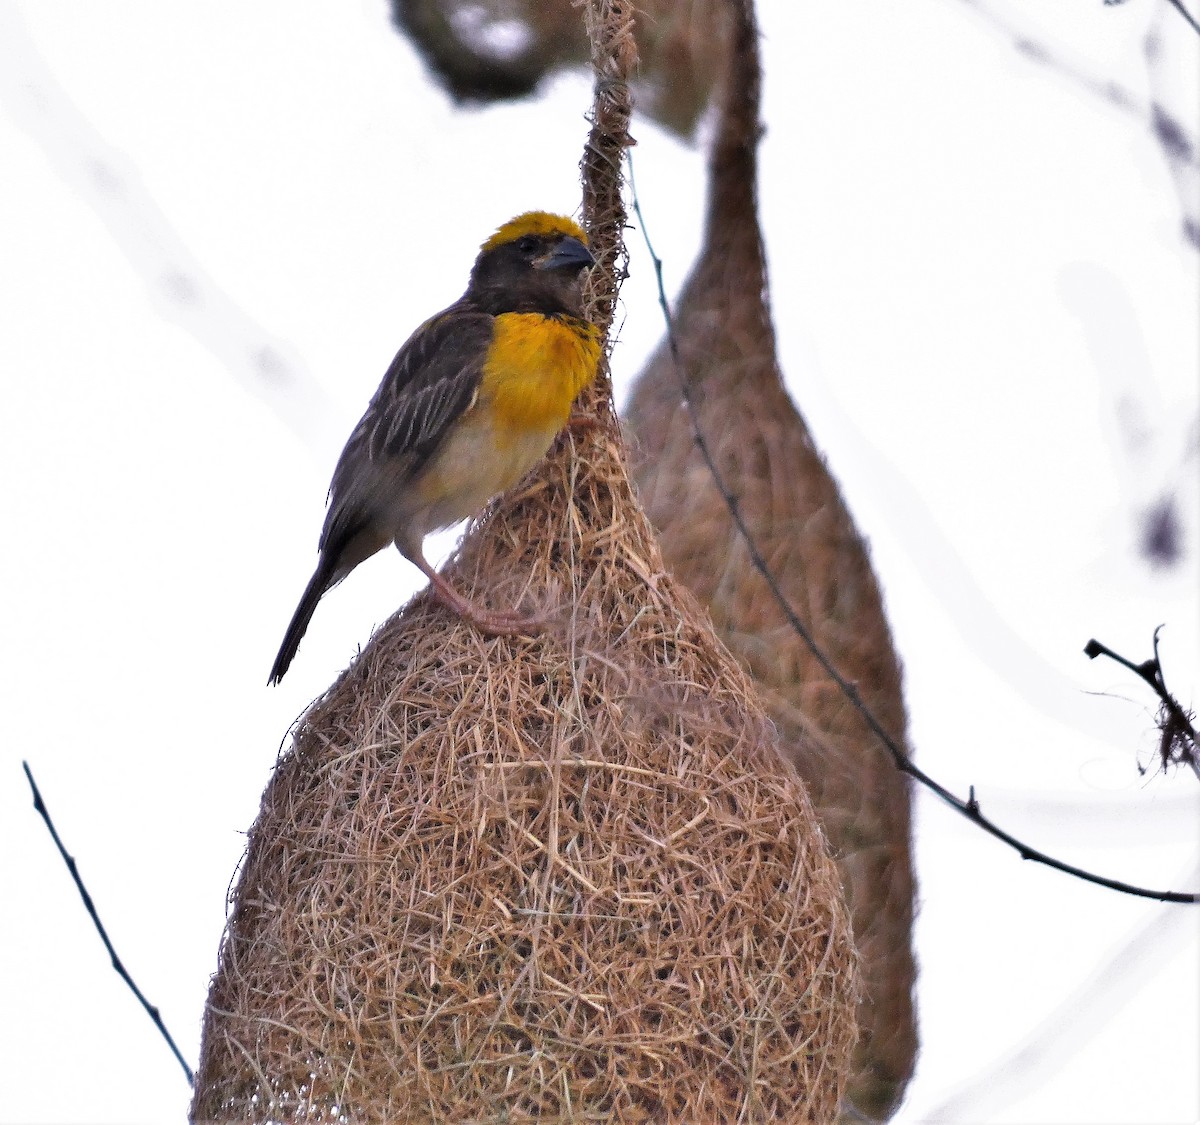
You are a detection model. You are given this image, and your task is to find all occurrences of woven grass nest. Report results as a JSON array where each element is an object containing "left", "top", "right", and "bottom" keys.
[
  {"left": 191, "top": 4, "right": 859, "bottom": 1120},
  {"left": 192, "top": 422, "right": 857, "bottom": 1123},
  {"left": 622, "top": 1, "right": 919, "bottom": 1119}
]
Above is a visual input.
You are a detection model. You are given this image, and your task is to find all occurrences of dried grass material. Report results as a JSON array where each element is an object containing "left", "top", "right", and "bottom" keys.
[
  {"left": 191, "top": 2, "right": 858, "bottom": 1121},
  {"left": 389, "top": 0, "right": 723, "bottom": 137},
  {"left": 190, "top": 485, "right": 857, "bottom": 1122},
  {"left": 622, "top": 1, "right": 918, "bottom": 1119}
]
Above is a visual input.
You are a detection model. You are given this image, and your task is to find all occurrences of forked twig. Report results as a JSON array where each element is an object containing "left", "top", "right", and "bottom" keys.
[{"left": 1085, "top": 628, "right": 1199, "bottom": 780}]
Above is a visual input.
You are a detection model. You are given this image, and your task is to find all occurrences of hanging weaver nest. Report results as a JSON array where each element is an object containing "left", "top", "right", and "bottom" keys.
[
  {"left": 622, "top": 1, "right": 918, "bottom": 1119},
  {"left": 191, "top": 2, "right": 858, "bottom": 1121},
  {"left": 388, "top": 0, "right": 724, "bottom": 137}
]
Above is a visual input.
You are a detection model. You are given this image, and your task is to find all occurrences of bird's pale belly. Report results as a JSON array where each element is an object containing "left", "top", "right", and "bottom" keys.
[{"left": 404, "top": 406, "right": 561, "bottom": 537}]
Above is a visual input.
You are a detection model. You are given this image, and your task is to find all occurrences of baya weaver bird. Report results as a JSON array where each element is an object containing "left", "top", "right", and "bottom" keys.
[{"left": 268, "top": 212, "right": 600, "bottom": 684}]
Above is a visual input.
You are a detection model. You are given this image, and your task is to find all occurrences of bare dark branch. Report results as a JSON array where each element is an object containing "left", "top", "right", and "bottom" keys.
[
  {"left": 627, "top": 156, "right": 1199, "bottom": 905},
  {"left": 1106, "top": 0, "right": 1200, "bottom": 36},
  {"left": 1163, "top": 0, "right": 1200, "bottom": 37},
  {"left": 1085, "top": 628, "right": 1200, "bottom": 780},
  {"left": 21, "top": 761, "right": 195, "bottom": 1085}
]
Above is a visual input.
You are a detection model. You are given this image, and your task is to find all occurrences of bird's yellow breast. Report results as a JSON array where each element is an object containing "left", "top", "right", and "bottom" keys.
[{"left": 481, "top": 313, "right": 601, "bottom": 443}]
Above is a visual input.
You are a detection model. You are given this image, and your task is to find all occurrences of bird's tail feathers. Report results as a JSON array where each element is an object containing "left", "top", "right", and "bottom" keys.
[{"left": 268, "top": 558, "right": 337, "bottom": 685}]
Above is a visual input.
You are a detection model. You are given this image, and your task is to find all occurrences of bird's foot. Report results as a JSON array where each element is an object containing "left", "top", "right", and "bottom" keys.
[
  {"left": 457, "top": 604, "right": 546, "bottom": 637},
  {"left": 426, "top": 571, "right": 544, "bottom": 637}
]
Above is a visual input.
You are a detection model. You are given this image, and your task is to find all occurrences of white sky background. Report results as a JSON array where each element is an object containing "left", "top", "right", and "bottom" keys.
[{"left": 1, "top": 0, "right": 1197, "bottom": 1121}]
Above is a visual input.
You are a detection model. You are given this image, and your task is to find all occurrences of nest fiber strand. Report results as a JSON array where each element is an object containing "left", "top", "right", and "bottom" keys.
[
  {"left": 192, "top": 2, "right": 858, "bottom": 1120},
  {"left": 624, "top": 1, "right": 919, "bottom": 1118}
]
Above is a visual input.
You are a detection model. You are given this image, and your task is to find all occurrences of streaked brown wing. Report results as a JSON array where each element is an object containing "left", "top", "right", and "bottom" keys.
[{"left": 318, "top": 303, "right": 494, "bottom": 554}]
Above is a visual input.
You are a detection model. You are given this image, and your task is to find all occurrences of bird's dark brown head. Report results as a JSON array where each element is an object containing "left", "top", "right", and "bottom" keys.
[{"left": 466, "top": 212, "right": 595, "bottom": 318}]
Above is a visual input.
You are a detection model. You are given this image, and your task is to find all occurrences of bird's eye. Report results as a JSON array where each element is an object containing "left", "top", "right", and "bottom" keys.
[{"left": 516, "top": 236, "right": 538, "bottom": 254}]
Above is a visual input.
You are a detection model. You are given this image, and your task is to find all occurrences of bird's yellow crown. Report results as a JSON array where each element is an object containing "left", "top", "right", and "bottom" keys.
[{"left": 481, "top": 212, "right": 588, "bottom": 252}]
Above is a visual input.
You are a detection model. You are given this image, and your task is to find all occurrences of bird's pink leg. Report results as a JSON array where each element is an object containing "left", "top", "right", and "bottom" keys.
[{"left": 410, "top": 553, "right": 544, "bottom": 637}]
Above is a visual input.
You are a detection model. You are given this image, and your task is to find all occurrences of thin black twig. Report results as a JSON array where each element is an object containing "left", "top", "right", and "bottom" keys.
[
  {"left": 21, "top": 761, "right": 195, "bottom": 1085},
  {"left": 1165, "top": 0, "right": 1200, "bottom": 36},
  {"left": 1108, "top": 0, "right": 1200, "bottom": 38},
  {"left": 626, "top": 154, "right": 1198, "bottom": 905},
  {"left": 1085, "top": 628, "right": 1200, "bottom": 780}
]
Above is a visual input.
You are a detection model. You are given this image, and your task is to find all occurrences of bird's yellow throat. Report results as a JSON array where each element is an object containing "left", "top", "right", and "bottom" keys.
[{"left": 483, "top": 313, "right": 601, "bottom": 439}]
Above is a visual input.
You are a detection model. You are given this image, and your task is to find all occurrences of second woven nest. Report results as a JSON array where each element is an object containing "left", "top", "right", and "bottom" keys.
[{"left": 622, "top": 0, "right": 919, "bottom": 1116}]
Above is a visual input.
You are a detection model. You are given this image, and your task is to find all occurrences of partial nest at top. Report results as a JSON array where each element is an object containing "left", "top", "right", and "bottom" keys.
[{"left": 390, "top": 0, "right": 726, "bottom": 137}]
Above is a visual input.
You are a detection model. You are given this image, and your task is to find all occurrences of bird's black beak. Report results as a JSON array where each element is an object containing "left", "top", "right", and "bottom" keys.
[{"left": 535, "top": 235, "right": 595, "bottom": 272}]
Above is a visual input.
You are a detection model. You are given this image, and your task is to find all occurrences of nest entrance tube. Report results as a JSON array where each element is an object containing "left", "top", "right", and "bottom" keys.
[{"left": 192, "top": 3, "right": 858, "bottom": 1120}]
